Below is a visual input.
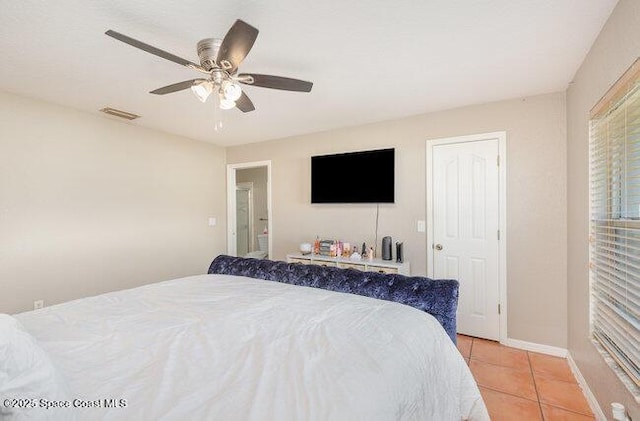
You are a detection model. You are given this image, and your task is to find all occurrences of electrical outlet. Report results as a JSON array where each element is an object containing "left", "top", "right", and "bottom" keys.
[{"left": 33, "top": 300, "right": 44, "bottom": 310}]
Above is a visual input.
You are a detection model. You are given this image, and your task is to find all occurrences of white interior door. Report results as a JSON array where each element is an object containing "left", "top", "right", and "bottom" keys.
[{"left": 431, "top": 139, "right": 500, "bottom": 340}]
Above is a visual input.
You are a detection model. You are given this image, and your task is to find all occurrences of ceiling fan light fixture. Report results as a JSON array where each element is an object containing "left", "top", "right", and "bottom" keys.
[
  {"left": 219, "top": 97, "right": 236, "bottom": 110},
  {"left": 221, "top": 80, "right": 242, "bottom": 101},
  {"left": 191, "top": 81, "right": 213, "bottom": 102},
  {"left": 106, "top": 19, "right": 312, "bottom": 114}
]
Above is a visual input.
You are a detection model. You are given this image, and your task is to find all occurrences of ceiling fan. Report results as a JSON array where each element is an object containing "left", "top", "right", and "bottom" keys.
[{"left": 105, "top": 20, "right": 313, "bottom": 113}]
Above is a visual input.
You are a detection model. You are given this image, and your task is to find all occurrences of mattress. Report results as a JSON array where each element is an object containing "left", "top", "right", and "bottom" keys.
[{"left": 12, "top": 274, "right": 488, "bottom": 420}]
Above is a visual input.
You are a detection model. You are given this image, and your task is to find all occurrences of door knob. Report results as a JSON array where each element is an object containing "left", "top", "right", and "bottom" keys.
[{"left": 434, "top": 244, "right": 443, "bottom": 251}]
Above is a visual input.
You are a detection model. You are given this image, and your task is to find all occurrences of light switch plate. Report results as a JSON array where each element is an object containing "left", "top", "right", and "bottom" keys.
[
  {"left": 417, "top": 220, "right": 426, "bottom": 233},
  {"left": 208, "top": 217, "right": 217, "bottom": 226}
]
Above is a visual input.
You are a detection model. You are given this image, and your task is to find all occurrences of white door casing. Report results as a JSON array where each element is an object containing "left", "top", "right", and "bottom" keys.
[{"left": 426, "top": 132, "right": 507, "bottom": 342}]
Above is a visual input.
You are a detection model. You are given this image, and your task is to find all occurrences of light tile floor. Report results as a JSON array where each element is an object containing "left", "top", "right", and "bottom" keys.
[{"left": 457, "top": 334, "right": 595, "bottom": 420}]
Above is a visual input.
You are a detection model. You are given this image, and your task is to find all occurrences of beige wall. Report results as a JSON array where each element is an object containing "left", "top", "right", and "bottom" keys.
[
  {"left": 0, "top": 91, "right": 227, "bottom": 314},
  {"left": 237, "top": 167, "right": 269, "bottom": 251},
  {"left": 227, "top": 92, "right": 568, "bottom": 347},
  {"left": 567, "top": 0, "right": 640, "bottom": 417}
]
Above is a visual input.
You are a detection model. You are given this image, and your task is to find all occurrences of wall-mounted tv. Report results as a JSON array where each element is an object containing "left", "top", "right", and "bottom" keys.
[{"left": 311, "top": 148, "right": 395, "bottom": 203}]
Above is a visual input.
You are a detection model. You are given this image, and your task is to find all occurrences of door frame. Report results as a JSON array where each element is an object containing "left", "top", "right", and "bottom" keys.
[
  {"left": 426, "top": 131, "right": 507, "bottom": 343},
  {"left": 227, "top": 161, "right": 272, "bottom": 258}
]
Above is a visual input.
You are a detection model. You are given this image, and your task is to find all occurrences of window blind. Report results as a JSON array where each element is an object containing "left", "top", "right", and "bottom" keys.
[{"left": 590, "top": 59, "right": 640, "bottom": 391}]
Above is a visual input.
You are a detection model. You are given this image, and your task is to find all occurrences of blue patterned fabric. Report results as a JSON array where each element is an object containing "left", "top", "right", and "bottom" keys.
[{"left": 208, "top": 255, "right": 459, "bottom": 343}]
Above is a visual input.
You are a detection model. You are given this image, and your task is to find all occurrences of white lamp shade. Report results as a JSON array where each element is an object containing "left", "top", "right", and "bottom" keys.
[
  {"left": 221, "top": 80, "right": 242, "bottom": 101},
  {"left": 191, "top": 81, "right": 213, "bottom": 102},
  {"left": 219, "top": 98, "right": 236, "bottom": 110}
]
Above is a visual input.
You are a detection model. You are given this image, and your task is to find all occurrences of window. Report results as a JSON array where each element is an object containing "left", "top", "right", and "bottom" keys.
[{"left": 590, "top": 58, "right": 640, "bottom": 393}]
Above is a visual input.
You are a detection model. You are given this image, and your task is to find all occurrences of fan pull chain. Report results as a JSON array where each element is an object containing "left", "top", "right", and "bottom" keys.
[{"left": 213, "top": 94, "right": 221, "bottom": 131}]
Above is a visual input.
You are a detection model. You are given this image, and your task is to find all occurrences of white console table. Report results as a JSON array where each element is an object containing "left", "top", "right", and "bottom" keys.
[{"left": 286, "top": 253, "right": 410, "bottom": 276}]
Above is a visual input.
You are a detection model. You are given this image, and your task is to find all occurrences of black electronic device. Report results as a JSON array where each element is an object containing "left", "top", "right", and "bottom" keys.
[
  {"left": 382, "top": 236, "right": 392, "bottom": 260},
  {"left": 396, "top": 242, "right": 404, "bottom": 263},
  {"left": 311, "top": 148, "right": 395, "bottom": 203}
]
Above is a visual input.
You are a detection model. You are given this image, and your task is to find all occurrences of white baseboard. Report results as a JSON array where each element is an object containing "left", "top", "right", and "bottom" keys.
[
  {"left": 567, "top": 353, "right": 607, "bottom": 421},
  {"left": 501, "top": 337, "right": 568, "bottom": 357}
]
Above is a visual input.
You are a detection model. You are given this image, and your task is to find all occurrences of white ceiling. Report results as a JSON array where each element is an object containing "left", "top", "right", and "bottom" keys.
[{"left": 0, "top": 0, "right": 617, "bottom": 146}]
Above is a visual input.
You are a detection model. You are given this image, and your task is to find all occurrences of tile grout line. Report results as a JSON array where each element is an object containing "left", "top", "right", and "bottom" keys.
[
  {"left": 528, "top": 352, "right": 594, "bottom": 419},
  {"left": 478, "top": 384, "right": 542, "bottom": 404},
  {"left": 469, "top": 337, "right": 543, "bottom": 407},
  {"left": 529, "top": 355, "right": 596, "bottom": 418},
  {"left": 527, "top": 351, "right": 546, "bottom": 420},
  {"left": 470, "top": 354, "right": 535, "bottom": 372}
]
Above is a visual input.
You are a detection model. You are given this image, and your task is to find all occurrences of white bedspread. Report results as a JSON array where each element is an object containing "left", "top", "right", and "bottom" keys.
[{"left": 15, "top": 274, "right": 488, "bottom": 420}]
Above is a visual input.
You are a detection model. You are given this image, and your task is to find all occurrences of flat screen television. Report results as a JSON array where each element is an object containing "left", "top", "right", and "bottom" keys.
[{"left": 311, "top": 148, "right": 395, "bottom": 203}]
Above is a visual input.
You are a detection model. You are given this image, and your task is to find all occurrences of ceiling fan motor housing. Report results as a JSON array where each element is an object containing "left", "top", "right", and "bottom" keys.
[{"left": 197, "top": 38, "right": 222, "bottom": 71}]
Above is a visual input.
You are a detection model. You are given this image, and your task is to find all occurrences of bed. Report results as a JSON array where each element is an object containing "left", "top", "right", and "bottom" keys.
[{"left": 2, "top": 255, "right": 489, "bottom": 420}]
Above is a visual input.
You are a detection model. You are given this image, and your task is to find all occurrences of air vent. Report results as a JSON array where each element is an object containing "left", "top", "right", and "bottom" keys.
[{"left": 99, "top": 107, "right": 140, "bottom": 120}]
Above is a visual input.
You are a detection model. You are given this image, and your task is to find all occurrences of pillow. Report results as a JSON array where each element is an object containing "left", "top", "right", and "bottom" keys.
[{"left": 0, "top": 314, "right": 71, "bottom": 420}]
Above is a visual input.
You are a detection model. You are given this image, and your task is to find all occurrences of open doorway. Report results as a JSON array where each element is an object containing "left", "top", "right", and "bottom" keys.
[
  {"left": 227, "top": 161, "right": 272, "bottom": 259},
  {"left": 235, "top": 182, "right": 254, "bottom": 256}
]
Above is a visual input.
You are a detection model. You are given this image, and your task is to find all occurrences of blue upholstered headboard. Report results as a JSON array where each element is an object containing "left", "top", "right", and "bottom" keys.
[{"left": 208, "top": 255, "right": 459, "bottom": 343}]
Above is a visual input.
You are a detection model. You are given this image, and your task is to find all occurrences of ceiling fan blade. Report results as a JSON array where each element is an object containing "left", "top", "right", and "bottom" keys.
[
  {"left": 238, "top": 73, "right": 313, "bottom": 92},
  {"left": 106, "top": 30, "right": 204, "bottom": 70},
  {"left": 216, "top": 20, "right": 259, "bottom": 73},
  {"left": 150, "top": 79, "right": 207, "bottom": 95},
  {"left": 236, "top": 91, "right": 255, "bottom": 112}
]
